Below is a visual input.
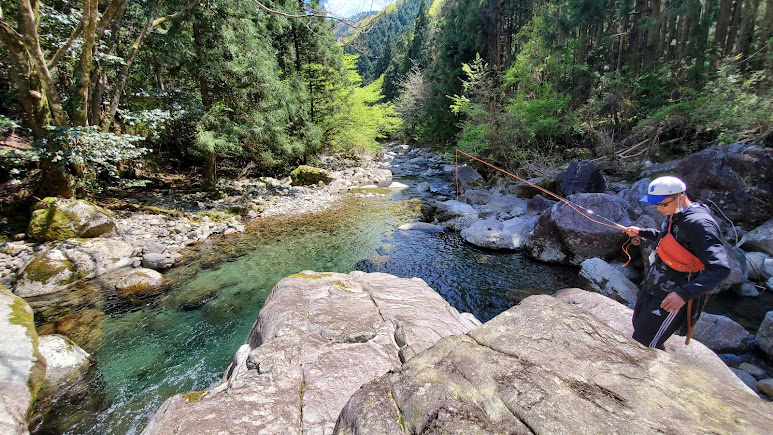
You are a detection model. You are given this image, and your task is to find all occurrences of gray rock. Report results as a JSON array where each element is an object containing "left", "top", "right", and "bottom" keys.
[
  {"left": 454, "top": 165, "right": 485, "bottom": 193},
  {"left": 692, "top": 313, "right": 751, "bottom": 353},
  {"left": 734, "top": 282, "right": 759, "bottom": 297},
  {"left": 415, "top": 182, "right": 430, "bottom": 192},
  {"left": 744, "top": 251, "right": 768, "bottom": 281},
  {"left": 578, "top": 257, "right": 638, "bottom": 305},
  {"left": 756, "top": 311, "right": 773, "bottom": 358},
  {"left": 738, "top": 363, "right": 766, "bottom": 380},
  {"left": 14, "top": 239, "right": 135, "bottom": 298},
  {"left": 676, "top": 144, "right": 773, "bottom": 226},
  {"left": 143, "top": 271, "right": 478, "bottom": 435},
  {"left": 526, "top": 194, "right": 556, "bottom": 214},
  {"left": 35, "top": 334, "right": 92, "bottom": 420},
  {"left": 555, "top": 160, "right": 606, "bottom": 196},
  {"left": 422, "top": 200, "right": 478, "bottom": 223},
  {"left": 766, "top": 259, "right": 773, "bottom": 278},
  {"left": 141, "top": 253, "right": 175, "bottom": 270},
  {"left": 745, "top": 218, "right": 773, "bottom": 256},
  {"left": 115, "top": 268, "right": 164, "bottom": 298},
  {"left": 486, "top": 194, "right": 527, "bottom": 215},
  {"left": 524, "top": 193, "right": 632, "bottom": 265},
  {"left": 460, "top": 189, "right": 491, "bottom": 205},
  {"left": 758, "top": 379, "right": 773, "bottom": 397},
  {"left": 730, "top": 368, "right": 759, "bottom": 392},
  {"left": 28, "top": 198, "right": 116, "bottom": 242},
  {"left": 553, "top": 289, "right": 756, "bottom": 395},
  {"left": 0, "top": 285, "right": 44, "bottom": 435},
  {"left": 143, "top": 241, "right": 167, "bottom": 255},
  {"left": 397, "top": 222, "right": 444, "bottom": 232},
  {"left": 460, "top": 216, "right": 539, "bottom": 250},
  {"left": 337, "top": 291, "right": 767, "bottom": 434}
]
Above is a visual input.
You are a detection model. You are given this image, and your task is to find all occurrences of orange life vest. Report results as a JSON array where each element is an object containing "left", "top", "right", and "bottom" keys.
[{"left": 656, "top": 215, "right": 705, "bottom": 273}]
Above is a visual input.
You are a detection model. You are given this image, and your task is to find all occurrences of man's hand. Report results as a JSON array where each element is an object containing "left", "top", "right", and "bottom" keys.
[
  {"left": 622, "top": 226, "right": 640, "bottom": 237},
  {"left": 660, "top": 292, "right": 686, "bottom": 313}
]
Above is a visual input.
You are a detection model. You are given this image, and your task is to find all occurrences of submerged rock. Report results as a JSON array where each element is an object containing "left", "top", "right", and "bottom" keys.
[
  {"left": 37, "top": 309, "right": 106, "bottom": 352},
  {"left": 142, "top": 271, "right": 478, "bottom": 434},
  {"left": 337, "top": 291, "right": 769, "bottom": 434},
  {"left": 14, "top": 239, "right": 135, "bottom": 298}
]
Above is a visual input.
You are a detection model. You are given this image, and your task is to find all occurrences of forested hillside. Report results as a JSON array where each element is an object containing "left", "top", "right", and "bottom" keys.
[
  {"left": 343, "top": 0, "right": 426, "bottom": 84},
  {"left": 384, "top": 0, "right": 773, "bottom": 175},
  {"left": 0, "top": 0, "right": 398, "bottom": 200}
]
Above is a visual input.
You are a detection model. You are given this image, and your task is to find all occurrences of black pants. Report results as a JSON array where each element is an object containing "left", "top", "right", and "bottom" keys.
[{"left": 632, "top": 290, "right": 687, "bottom": 350}]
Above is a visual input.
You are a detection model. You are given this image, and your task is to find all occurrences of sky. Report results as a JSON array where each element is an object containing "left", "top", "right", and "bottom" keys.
[{"left": 322, "top": 0, "right": 395, "bottom": 18}]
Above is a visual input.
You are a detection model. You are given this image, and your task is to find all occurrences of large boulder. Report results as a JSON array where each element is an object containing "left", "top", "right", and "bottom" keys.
[
  {"left": 555, "top": 160, "right": 606, "bottom": 196},
  {"left": 289, "top": 165, "right": 334, "bottom": 186},
  {"left": 28, "top": 198, "right": 116, "bottom": 242},
  {"left": 460, "top": 216, "right": 539, "bottom": 250},
  {"left": 524, "top": 193, "right": 632, "bottom": 265},
  {"left": 454, "top": 165, "right": 485, "bottom": 193},
  {"left": 14, "top": 239, "right": 135, "bottom": 298},
  {"left": 691, "top": 313, "right": 751, "bottom": 353},
  {"left": 142, "top": 271, "right": 479, "bottom": 435},
  {"left": 675, "top": 144, "right": 773, "bottom": 226},
  {"left": 745, "top": 218, "right": 773, "bottom": 256},
  {"left": 0, "top": 285, "right": 45, "bottom": 435},
  {"left": 421, "top": 199, "right": 479, "bottom": 223},
  {"left": 336, "top": 292, "right": 769, "bottom": 434}
]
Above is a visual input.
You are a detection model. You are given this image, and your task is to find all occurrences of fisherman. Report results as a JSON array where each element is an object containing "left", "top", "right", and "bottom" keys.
[{"left": 622, "top": 176, "right": 730, "bottom": 349}]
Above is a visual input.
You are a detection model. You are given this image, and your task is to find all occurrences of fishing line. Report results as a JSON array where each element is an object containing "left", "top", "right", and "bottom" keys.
[{"left": 455, "top": 149, "right": 639, "bottom": 265}]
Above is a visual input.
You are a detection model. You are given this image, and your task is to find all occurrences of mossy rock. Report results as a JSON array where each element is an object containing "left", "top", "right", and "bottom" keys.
[
  {"left": 28, "top": 198, "right": 116, "bottom": 242},
  {"left": 290, "top": 165, "right": 334, "bottom": 186}
]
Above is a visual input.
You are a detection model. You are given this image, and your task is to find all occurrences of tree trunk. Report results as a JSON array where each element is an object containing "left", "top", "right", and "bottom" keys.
[
  {"left": 715, "top": 0, "right": 734, "bottom": 53},
  {"left": 628, "top": 0, "right": 648, "bottom": 75},
  {"left": 755, "top": 0, "right": 773, "bottom": 70},
  {"left": 725, "top": 0, "right": 743, "bottom": 55},
  {"left": 643, "top": 0, "right": 661, "bottom": 68},
  {"left": 101, "top": 0, "right": 200, "bottom": 132},
  {"left": 72, "top": 0, "right": 99, "bottom": 126},
  {"left": 736, "top": 0, "right": 760, "bottom": 71},
  {"left": 617, "top": 16, "right": 628, "bottom": 72},
  {"left": 202, "top": 150, "right": 217, "bottom": 191}
]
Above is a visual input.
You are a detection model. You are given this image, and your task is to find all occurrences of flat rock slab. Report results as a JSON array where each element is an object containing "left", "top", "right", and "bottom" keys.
[
  {"left": 142, "top": 271, "right": 478, "bottom": 435},
  {"left": 336, "top": 292, "right": 771, "bottom": 434}
]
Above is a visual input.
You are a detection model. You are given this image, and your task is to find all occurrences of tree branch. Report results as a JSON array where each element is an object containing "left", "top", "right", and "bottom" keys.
[
  {"left": 248, "top": 0, "right": 361, "bottom": 29},
  {"left": 48, "top": 20, "right": 83, "bottom": 71},
  {"left": 151, "top": 0, "right": 200, "bottom": 28}
]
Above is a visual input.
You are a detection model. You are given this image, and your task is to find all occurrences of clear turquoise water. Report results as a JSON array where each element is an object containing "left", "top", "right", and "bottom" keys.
[{"left": 37, "top": 195, "right": 579, "bottom": 434}]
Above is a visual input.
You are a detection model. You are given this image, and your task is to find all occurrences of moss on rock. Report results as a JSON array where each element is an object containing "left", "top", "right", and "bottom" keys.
[
  {"left": 290, "top": 165, "right": 334, "bottom": 186},
  {"left": 22, "top": 255, "right": 72, "bottom": 284}
]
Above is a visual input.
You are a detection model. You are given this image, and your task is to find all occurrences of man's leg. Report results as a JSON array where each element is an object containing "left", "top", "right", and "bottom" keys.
[{"left": 632, "top": 291, "right": 687, "bottom": 350}]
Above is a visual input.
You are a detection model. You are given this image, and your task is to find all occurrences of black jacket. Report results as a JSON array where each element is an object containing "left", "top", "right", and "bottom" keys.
[{"left": 639, "top": 203, "right": 731, "bottom": 301}]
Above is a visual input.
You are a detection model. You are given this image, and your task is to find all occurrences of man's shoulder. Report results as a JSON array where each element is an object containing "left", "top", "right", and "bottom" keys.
[{"left": 680, "top": 204, "right": 722, "bottom": 234}]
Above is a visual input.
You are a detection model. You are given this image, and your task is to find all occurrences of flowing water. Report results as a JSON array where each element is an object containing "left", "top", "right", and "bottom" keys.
[{"left": 36, "top": 189, "right": 579, "bottom": 434}]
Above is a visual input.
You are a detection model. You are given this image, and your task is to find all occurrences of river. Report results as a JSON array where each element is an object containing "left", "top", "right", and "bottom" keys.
[{"left": 35, "top": 166, "right": 579, "bottom": 434}]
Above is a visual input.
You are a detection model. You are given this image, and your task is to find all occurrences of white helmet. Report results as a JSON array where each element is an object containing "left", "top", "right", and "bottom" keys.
[{"left": 640, "top": 176, "right": 686, "bottom": 204}]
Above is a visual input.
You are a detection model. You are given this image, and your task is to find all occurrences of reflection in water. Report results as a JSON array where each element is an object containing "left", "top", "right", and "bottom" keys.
[{"left": 36, "top": 195, "right": 579, "bottom": 434}]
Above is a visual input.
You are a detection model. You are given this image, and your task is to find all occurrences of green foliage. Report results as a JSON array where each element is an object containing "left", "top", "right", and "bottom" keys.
[
  {"left": 328, "top": 58, "right": 401, "bottom": 151},
  {"left": 638, "top": 65, "right": 773, "bottom": 146},
  {"left": 39, "top": 126, "right": 148, "bottom": 193}
]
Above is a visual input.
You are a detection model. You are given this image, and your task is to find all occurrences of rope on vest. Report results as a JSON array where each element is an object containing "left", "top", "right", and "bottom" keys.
[{"left": 455, "top": 150, "right": 638, "bottom": 265}]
